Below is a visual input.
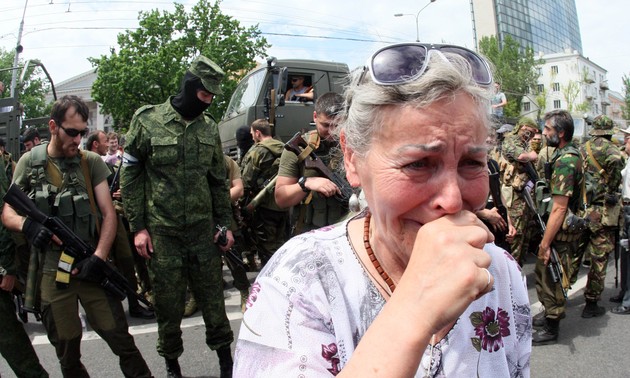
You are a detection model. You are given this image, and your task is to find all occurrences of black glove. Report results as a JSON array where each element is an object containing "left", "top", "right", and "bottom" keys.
[
  {"left": 74, "top": 255, "right": 107, "bottom": 283},
  {"left": 605, "top": 193, "right": 619, "bottom": 206},
  {"left": 22, "top": 218, "right": 53, "bottom": 249}
]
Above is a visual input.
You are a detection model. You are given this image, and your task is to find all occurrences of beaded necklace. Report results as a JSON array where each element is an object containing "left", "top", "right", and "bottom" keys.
[{"left": 363, "top": 212, "right": 396, "bottom": 293}]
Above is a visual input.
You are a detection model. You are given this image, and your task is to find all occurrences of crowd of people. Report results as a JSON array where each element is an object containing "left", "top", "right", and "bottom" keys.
[{"left": 0, "top": 43, "right": 628, "bottom": 377}]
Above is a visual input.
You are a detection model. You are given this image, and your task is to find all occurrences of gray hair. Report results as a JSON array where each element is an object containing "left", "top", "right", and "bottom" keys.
[{"left": 339, "top": 53, "right": 493, "bottom": 157}]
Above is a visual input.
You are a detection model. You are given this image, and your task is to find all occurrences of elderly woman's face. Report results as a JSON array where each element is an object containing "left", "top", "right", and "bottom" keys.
[{"left": 345, "top": 91, "right": 489, "bottom": 257}]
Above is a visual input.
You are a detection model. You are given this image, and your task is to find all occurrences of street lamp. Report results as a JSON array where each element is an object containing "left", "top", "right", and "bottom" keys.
[{"left": 394, "top": 0, "right": 437, "bottom": 42}]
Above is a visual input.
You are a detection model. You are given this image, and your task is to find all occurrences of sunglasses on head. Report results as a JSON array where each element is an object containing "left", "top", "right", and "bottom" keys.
[
  {"left": 58, "top": 123, "right": 88, "bottom": 138},
  {"left": 361, "top": 43, "right": 493, "bottom": 87}
]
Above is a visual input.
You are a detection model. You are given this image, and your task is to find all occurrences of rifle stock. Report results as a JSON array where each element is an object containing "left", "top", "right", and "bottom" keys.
[
  {"left": 285, "top": 132, "right": 353, "bottom": 203},
  {"left": 522, "top": 187, "right": 569, "bottom": 299},
  {"left": 3, "top": 184, "right": 151, "bottom": 308}
]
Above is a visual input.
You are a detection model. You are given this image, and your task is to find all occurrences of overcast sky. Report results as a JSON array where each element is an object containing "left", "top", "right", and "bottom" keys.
[{"left": 1, "top": 0, "right": 628, "bottom": 95}]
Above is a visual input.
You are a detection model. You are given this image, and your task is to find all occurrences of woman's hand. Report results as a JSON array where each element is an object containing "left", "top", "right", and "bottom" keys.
[{"left": 396, "top": 210, "right": 495, "bottom": 334}]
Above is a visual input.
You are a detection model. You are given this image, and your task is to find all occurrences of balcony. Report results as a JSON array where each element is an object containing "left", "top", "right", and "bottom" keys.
[{"left": 600, "top": 81, "right": 609, "bottom": 90}]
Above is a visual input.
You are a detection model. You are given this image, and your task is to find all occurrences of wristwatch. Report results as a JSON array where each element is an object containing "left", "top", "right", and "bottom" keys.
[{"left": 298, "top": 176, "right": 309, "bottom": 192}]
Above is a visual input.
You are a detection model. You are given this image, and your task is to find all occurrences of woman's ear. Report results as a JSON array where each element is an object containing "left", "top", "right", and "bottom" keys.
[{"left": 340, "top": 130, "right": 361, "bottom": 187}]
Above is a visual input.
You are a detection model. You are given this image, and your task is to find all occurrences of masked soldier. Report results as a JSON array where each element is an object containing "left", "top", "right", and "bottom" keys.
[{"left": 122, "top": 56, "right": 235, "bottom": 378}]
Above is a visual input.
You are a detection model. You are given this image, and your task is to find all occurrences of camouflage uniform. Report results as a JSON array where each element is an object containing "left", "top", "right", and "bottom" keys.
[
  {"left": 578, "top": 116, "right": 624, "bottom": 304},
  {"left": 240, "top": 138, "right": 288, "bottom": 264},
  {"left": 535, "top": 142, "right": 583, "bottom": 320},
  {"left": 278, "top": 131, "right": 347, "bottom": 235},
  {"left": 0, "top": 158, "right": 48, "bottom": 378},
  {"left": 12, "top": 146, "right": 151, "bottom": 377},
  {"left": 223, "top": 155, "right": 250, "bottom": 292},
  {"left": 501, "top": 132, "right": 535, "bottom": 263},
  {"left": 121, "top": 57, "right": 234, "bottom": 361}
]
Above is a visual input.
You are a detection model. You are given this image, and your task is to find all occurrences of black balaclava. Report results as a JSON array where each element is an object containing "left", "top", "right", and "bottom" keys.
[{"left": 171, "top": 71, "right": 211, "bottom": 120}]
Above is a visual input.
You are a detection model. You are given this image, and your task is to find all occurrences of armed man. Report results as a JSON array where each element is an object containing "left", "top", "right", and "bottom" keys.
[
  {"left": 240, "top": 119, "right": 288, "bottom": 266},
  {"left": 275, "top": 92, "right": 348, "bottom": 235},
  {"left": 121, "top": 55, "right": 235, "bottom": 378},
  {"left": 577, "top": 115, "right": 624, "bottom": 318},
  {"left": 0, "top": 156, "right": 49, "bottom": 378},
  {"left": 532, "top": 110, "right": 584, "bottom": 346},
  {"left": 500, "top": 117, "right": 540, "bottom": 264},
  {"left": 1, "top": 95, "right": 152, "bottom": 377}
]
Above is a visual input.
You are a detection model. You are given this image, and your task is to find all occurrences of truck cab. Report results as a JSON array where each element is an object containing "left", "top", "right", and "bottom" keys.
[{"left": 218, "top": 58, "right": 349, "bottom": 157}]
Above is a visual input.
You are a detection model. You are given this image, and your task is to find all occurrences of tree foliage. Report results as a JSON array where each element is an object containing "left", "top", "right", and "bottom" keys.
[
  {"left": 478, "top": 35, "right": 541, "bottom": 119},
  {"left": 561, "top": 80, "right": 580, "bottom": 113},
  {"left": 0, "top": 48, "right": 51, "bottom": 120},
  {"left": 90, "top": 0, "right": 270, "bottom": 130},
  {"left": 623, "top": 74, "right": 630, "bottom": 121}
]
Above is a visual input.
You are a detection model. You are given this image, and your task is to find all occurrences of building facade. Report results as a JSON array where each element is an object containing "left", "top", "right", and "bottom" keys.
[
  {"left": 471, "top": 0, "right": 582, "bottom": 55},
  {"left": 45, "top": 68, "right": 114, "bottom": 133}
]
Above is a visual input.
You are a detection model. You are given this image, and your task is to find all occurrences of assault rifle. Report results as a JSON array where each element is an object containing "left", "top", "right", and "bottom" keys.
[
  {"left": 215, "top": 225, "right": 248, "bottom": 271},
  {"left": 522, "top": 185, "right": 569, "bottom": 299},
  {"left": 3, "top": 184, "right": 152, "bottom": 308},
  {"left": 285, "top": 132, "right": 353, "bottom": 204},
  {"left": 0, "top": 266, "right": 29, "bottom": 322},
  {"left": 487, "top": 160, "right": 509, "bottom": 249}
]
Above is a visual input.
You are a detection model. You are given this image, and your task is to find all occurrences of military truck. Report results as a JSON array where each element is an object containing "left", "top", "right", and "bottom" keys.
[{"left": 218, "top": 57, "right": 349, "bottom": 156}]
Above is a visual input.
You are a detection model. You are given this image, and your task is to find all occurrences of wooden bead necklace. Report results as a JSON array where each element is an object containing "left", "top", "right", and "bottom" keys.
[{"left": 363, "top": 212, "right": 397, "bottom": 293}]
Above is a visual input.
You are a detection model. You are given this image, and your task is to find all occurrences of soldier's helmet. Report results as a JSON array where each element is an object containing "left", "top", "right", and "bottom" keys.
[
  {"left": 189, "top": 55, "right": 225, "bottom": 96},
  {"left": 589, "top": 115, "right": 614, "bottom": 136}
]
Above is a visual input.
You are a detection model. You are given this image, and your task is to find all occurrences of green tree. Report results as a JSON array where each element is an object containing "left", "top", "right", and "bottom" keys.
[
  {"left": 0, "top": 48, "right": 51, "bottom": 120},
  {"left": 623, "top": 74, "right": 630, "bottom": 121},
  {"left": 561, "top": 80, "right": 580, "bottom": 113},
  {"left": 479, "top": 35, "right": 541, "bottom": 119},
  {"left": 90, "top": 0, "right": 269, "bottom": 130}
]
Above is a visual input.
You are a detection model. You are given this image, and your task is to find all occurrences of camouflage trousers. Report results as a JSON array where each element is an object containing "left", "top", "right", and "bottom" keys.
[
  {"left": 535, "top": 240, "right": 578, "bottom": 319},
  {"left": 253, "top": 207, "right": 289, "bottom": 266},
  {"left": 580, "top": 208, "right": 617, "bottom": 301},
  {"left": 148, "top": 230, "right": 234, "bottom": 359},
  {"left": 507, "top": 192, "right": 533, "bottom": 264},
  {"left": 0, "top": 289, "right": 48, "bottom": 377}
]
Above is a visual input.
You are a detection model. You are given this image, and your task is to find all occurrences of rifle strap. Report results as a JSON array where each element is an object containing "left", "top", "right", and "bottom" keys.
[
  {"left": 80, "top": 152, "right": 101, "bottom": 235},
  {"left": 585, "top": 140, "right": 609, "bottom": 182}
]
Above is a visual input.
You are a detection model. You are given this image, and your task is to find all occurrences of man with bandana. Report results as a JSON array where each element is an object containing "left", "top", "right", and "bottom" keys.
[
  {"left": 121, "top": 56, "right": 235, "bottom": 378},
  {"left": 500, "top": 117, "right": 539, "bottom": 264}
]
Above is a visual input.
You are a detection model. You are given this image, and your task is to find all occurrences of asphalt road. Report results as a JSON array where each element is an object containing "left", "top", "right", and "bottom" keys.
[{"left": 2, "top": 258, "right": 629, "bottom": 377}]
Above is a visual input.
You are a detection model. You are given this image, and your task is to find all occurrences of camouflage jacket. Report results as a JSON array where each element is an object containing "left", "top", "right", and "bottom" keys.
[
  {"left": 550, "top": 142, "right": 583, "bottom": 213},
  {"left": 121, "top": 98, "right": 231, "bottom": 236},
  {"left": 240, "top": 138, "right": 284, "bottom": 211},
  {"left": 500, "top": 133, "right": 532, "bottom": 189},
  {"left": 579, "top": 136, "right": 623, "bottom": 204},
  {"left": 0, "top": 158, "right": 16, "bottom": 276}
]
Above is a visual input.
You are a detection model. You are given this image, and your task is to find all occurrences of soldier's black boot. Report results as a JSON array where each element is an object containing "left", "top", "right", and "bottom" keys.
[
  {"left": 581, "top": 300, "right": 606, "bottom": 318},
  {"left": 532, "top": 318, "right": 559, "bottom": 346},
  {"left": 217, "top": 345, "right": 233, "bottom": 378},
  {"left": 165, "top": 358, "right": 182, "bottom": 378}
]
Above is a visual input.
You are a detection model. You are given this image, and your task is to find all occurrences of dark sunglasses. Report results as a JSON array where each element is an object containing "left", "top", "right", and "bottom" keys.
[
  {"left": 362, "top": 43, "right": 493, "bottom": 86},
  {"left": 58, "top": 123, "right": 88, "bottom": 138},
  {"left": 291, "top": 77, "right": 303, "bottom": 82}
]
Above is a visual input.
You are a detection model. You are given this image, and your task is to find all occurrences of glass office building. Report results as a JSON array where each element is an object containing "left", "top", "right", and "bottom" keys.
[{"left": 471, "top": 0, "right": 582, "bottom": 55}]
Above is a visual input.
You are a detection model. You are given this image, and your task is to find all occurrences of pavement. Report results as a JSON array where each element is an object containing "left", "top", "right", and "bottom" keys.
[{"left": 2, "top": 257, "right": 630, "bottom": 377}]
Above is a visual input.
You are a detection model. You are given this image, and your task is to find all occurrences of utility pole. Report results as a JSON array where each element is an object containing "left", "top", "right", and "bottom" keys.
[{"left": 10, "top": 0, "right": 29, "bottom": 98}]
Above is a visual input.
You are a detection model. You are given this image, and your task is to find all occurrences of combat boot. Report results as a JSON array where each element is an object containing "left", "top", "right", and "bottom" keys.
[
  {"left": 532, "top": 312, "right": 546, "bottom": 330},
  {"left": 532, "top": 318, "right": 559, "bottom": 346},
  {"left": 581, "top": 300, "right": 606, "bottom": 318},
  {"left": 165, "top": 358, "right": 182, "bottom": 378},
  {"left": 217, "top": 345, "right": 233, "bottom": 378},
  {"left": 183, "top": 296, "right": 198, "bottom": 317}
]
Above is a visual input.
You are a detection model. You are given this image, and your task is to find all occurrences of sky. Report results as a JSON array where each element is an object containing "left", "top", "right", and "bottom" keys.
[{"left": 1, "top": 0, "right": 629, "bottom": 96}]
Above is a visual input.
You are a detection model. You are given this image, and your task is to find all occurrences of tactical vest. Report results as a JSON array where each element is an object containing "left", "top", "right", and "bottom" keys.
[{"left": 26, "top": 145, "right": 98, "bottom": 244}]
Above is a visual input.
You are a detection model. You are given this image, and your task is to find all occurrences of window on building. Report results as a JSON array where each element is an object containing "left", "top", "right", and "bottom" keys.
[
  {"left": 537, "top": 84, "right": 544, "bottom": 93},
  {"left": 553, "top": 100, "right": 561, "bottom": 109},
  {"left": 523, "top": 102, "right": 531, "bottom": 111},
  {"left": 553, "top": 82, "right": 560, "bottom": 92},
  {"left": 551, "top": 65, "right": 559, "bottom": 74}
]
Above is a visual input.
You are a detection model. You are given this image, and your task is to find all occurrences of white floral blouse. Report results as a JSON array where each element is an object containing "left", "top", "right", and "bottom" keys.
[{"left": 234, "top": 214, "right": 531, "bottom": 377}]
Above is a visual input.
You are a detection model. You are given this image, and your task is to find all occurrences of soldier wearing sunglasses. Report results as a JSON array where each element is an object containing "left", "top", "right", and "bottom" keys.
[{"left": 2, "top": 95, "right": 152, "bottom": 377}]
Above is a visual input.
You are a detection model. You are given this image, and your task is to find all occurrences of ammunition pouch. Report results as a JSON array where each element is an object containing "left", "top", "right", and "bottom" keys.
[
  {"left": 561, "top": 208, "right": 589, "bottom": 234},
  {"left": 602, "top": 202, "right": 622, "bottom": 227},
  {"left": 55, "top": 252, "right": 74, "bottom": 289}
]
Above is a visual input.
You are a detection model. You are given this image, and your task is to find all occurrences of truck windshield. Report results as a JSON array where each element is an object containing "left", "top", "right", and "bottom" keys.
[{"left": 223, "top": 68, "right": 266, "bottom": 120}]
